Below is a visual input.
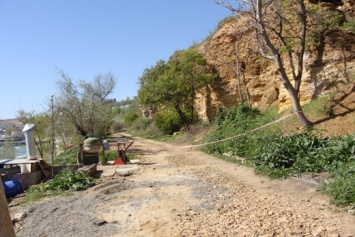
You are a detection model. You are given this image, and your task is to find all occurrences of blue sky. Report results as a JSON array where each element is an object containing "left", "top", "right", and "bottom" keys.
[{"left": 0, "top": 0, "right": 231, "bottom": 119}]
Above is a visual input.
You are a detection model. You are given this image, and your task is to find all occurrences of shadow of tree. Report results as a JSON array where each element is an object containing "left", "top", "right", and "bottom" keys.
[
  {"left": 313, "top": 108, "right": 355, "bottom": 125},
  {"left": 313, "top": 82, "right": 355, "bottom": 125}
]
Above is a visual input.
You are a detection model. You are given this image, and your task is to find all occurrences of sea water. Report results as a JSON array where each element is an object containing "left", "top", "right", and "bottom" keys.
[
  {"left": 0, "top": 145, "right": 27, "bottom": 159},
  {"left": 15, "top": 145, "right": 27, "bottom": 159}
]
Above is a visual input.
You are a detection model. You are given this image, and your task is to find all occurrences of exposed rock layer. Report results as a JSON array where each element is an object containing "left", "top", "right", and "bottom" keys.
[{"left": 196, "top": 3, "right": 355, "bottom": 121}]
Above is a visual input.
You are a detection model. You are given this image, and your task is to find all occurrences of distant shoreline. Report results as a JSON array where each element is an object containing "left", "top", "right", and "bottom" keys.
[{"left": 0, "top": 118, "right": 21, "bottom": 125}]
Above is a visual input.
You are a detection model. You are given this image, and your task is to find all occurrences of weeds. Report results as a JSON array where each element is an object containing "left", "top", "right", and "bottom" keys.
[
  {"left": 322, "top": 161, "right": 355, "bottom": 206},
  {"left": 99, "top": 150, "right": 118, "bottom": 163},
  {"left": 202, "top": 104, "right": 355, "bottom": 206},
  {"left": 53, "top": 146, "right": 78, "bottom": 165},
  {"left": 25, "top": 168, "right": 94, "bottom": 203}
]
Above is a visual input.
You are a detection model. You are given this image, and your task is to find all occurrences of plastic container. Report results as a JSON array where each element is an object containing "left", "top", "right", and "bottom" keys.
[
  {"left": 3, "top": 180, "right": 22, "bottom": 198},
  {"left": 83, "top": 137, "right": 101, "bottom": 153}
]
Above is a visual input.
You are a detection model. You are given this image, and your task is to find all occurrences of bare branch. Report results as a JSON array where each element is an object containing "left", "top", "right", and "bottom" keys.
[{"left": 212, "top": 0, "right": 312, "bottom": 126}]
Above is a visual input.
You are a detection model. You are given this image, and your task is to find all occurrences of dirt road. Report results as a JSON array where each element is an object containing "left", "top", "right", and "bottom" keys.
[{"left": 11, "top": 135, "right": 355, "bottom": 237}]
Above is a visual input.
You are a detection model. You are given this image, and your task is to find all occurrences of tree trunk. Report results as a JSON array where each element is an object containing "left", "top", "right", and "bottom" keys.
[
  {"left": 190, "top": 80, "right": 195, "bottom": 125},
  {"left": 0, "top": 180, "right": 16, "bottom": 237},
  {"left": 235, "top": 42, "right": 244, "bottom": 103},
  {"left": 175, "top": 106, "right": 189, "bottom": 129},
  {"left": 76, "top": 124, "right": 87, "bottom": 137},
  {"left": 287, "top": 87, "right": 313, "bottom": 127},
  {"left": 254, "top": 0, "right": 312, "bottom": 127}
]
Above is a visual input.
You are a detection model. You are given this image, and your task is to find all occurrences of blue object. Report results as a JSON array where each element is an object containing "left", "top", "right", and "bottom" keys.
[{"left": 3, "top": 180, "right": 22, "bottom": 198}]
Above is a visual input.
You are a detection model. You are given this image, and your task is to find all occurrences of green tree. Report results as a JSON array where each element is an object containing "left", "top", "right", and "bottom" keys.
[
  {"left": 138, "top": 60, "right": 168, "bottom": 108},
  {"left": 154, "top": 110, "right": 182, "bottom": 135},
  {"left": 138, "top": 49, "right": 216, "bottom": 128},
  {"left": 0, "top": 140, "right": 16, "bottom": 159},
  {"left": 54, "top": 70, "right": 117, "bottom": 139},
  {"left": 17, "top": 110, "right": 51, "bottom": 158}
]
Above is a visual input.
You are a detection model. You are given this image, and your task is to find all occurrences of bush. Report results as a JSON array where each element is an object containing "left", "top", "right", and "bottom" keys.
[
  {"left": 213, "top": 107, "right": 227, "bottom": 126},
  {"left": 251, "top": 131, "right": 328, "bottom": 178},
  {"left": 201, "top": 103, "right": 355, "bottom": 205},
  {"left": 99, "top": 150, "right": 118, "bottom": 162},
  {"left": 54, "top": 146, "right": 78, "bottom": 165},
  {"left": 322, "top": 161, "right": 355, "bottom": 206},
  {"left": 124, "top": 112, "right": 139, "bottom": 127},
  {"left": 131, "top": 117, "right": 152, "bottom": 131},
  {"left": 111, "top": 120, "right": 124, "bottom": 131},
  {"left": 202, "top": 104, "right": 277, "bottom": 159},
  {"left": 0, "top": 140, "right": 16, "bottom": 159},
  {"left": 26, "top": 168, "right": 94, "bottom": 202},
  {"left": 154, "top": 110, "right": 182, "bottom": 135}
]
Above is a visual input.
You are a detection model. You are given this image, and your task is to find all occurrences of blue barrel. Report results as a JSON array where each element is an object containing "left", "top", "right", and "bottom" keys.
[{"left": 3, "top": 180, "right": 22, "bottom": 198}]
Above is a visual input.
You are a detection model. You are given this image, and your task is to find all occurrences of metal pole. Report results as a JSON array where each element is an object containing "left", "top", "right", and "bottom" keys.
[{"left": 51, "top": 95, "right": 54, "bottom": 177}]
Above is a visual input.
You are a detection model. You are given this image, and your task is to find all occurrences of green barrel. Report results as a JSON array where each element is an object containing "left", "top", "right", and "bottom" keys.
[{"left": 83, "top": 137, "right": 101, "bottom": 153}]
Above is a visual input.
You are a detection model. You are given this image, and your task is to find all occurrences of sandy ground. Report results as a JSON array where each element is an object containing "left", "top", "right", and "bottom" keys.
[{"left": 9, "top": 134, "right": 355, "bottom": 237}]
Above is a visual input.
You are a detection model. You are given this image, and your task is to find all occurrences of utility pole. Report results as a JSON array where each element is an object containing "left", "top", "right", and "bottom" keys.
[
  {"left": 51, "top": 95, "right": 55, "bottom": 177},
  {"left": 0, "top": 180, "right": 16, "bottom": 237}
]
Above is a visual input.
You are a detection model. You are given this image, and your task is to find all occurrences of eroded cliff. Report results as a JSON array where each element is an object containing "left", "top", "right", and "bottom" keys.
[{"left": 196, "top": 2, "right": 355, "bottom": 122}]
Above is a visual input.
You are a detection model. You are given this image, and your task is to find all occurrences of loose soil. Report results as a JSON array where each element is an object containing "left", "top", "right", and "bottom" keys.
[
  {"left": 9, "top": 134, "right": 355, "bottom": 237},
  {"left": 7, "top": 82, "right": 355, "bottom": 236}
]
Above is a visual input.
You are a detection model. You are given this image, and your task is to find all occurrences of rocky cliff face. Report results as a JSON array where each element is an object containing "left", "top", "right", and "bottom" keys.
[{"left": 196, "top": 3, "right": 355, "bottom": 122}]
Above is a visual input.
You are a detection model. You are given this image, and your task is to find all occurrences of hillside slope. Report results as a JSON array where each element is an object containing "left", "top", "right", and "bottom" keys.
[{"left": 195, "top": 2, "right": 355, "bottom": 124}]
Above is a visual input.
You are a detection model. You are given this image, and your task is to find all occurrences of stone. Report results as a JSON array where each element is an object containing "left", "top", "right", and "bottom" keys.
[
  {"left": 12, "top": 212, "right": 27, "bottom": 223},
  {"left": 93, "top": 220, "right": 108, "bottom": 226}
]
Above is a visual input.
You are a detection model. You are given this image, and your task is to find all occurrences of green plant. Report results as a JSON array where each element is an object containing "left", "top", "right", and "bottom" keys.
[
  {"left": 214, "top": 107, "right": 227, "bottom": 126},
  {"left": 203, "top": 104, "right": 277, "bottom": 159},
  {"left": 319, "top": 135, "right": 355, "bottom": 172},
  {"left": 53, "top": 146, "right": 78, "bottom": 165},
  {"left": 303, "top": 94, "right": 332, "bottom": 118},
  {"left": 343, "top": 19, "right": 355, "bottom": 33},
  {"left": 131, "top": 117, "right": 151, "bottom": 131},
  {"left": 0, "top": 140, "right": 16, "bottom": 159},
  {"left": 110, "top": 119, "right": 124, "bottom": 131},
  {"left": 25, "top": 168, "right": 94, "bottom": 203},
  {"left": 154, "top": 110, "right": 182, "bottom": 135},
  {"left": 124, "top": 112, "right": 139, "bottom": 127},
  {"left": 99, "top": 150, "right": 118, "bottom": 162},
  {"left": 250, "top": 131, "right": 326, "bottom": 178},
  {"left": 322, "top": 161, "right": 355, "bottom": 206},
  {"left": 200, "top": 102, "right": 355, "bottom": 204}
]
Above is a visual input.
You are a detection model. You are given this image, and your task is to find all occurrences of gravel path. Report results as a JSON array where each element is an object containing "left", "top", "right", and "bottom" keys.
[{"left": 10, "top": 135, "right": 355, "bottom": 237}]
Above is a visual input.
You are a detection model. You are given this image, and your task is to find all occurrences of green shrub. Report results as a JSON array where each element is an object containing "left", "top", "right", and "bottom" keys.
[
  {"left": 131, "top": 117, "right": 152, "bottom": 131},
  {"left": 124, "top": 112, "right": 139, "bottom": 127},
  {"left": 324, "top": 135, "right": 355, "bottom": 163},
  {"left": 99, "top": 150, "right": 118, "bottom": 162},
  {"left": 25, "top": 168, "right": 94, "bottom": 202},
  {"left": 54, "top": 146, "right": 78, "bottom": 165},
  {"left": 0, "top": 140, "right": 16, "bottom": 159},
  {"left": 154, "top": 110, "right": 182, "bottom": 135},
  {"left": 111, "top": 120, "right": 124, "bottom": 131},
  {"left": 112, "top": 107, "right": 122, "bottom": 114},
  {"left": 214, "top": 107, "right": 227, "bottom": 126},
  {"left": 200, "top": 103, "right": 355, "bottom": 205},
  {"left": 203, "top": 104, "right": 277, "bottom": 159},
  {"left": 144, "top": 122, "right": 163, "bottom": 137},
  {"left": 303, "top": 95, "right": 332, "bottom": 117},
  {"left": 251, "top": 132, "right": 328, "bottom": 178},
  {"left": 343, "top": 19, "right": 355, "bottom": 33},
  {"left": 322, "top": 161, "right": 355, "bottom": 206}
]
